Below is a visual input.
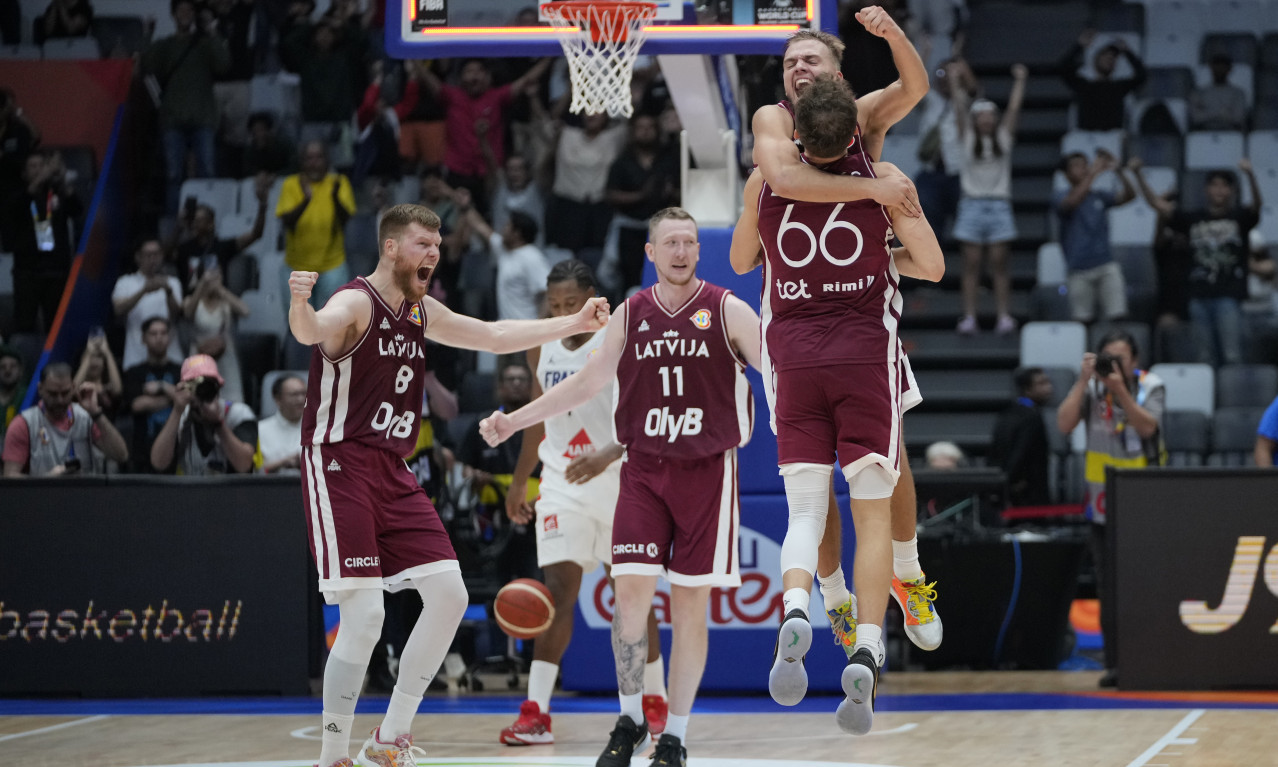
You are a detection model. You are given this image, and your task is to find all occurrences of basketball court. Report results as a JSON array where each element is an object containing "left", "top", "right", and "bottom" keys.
[{"left": 5, "top": 671, "right": 1278, "bottom": 766}]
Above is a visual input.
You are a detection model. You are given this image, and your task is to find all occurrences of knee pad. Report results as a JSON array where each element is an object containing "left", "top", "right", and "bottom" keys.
[
  {"left": 330, "top": 588, "right": 385, "bottom": 662},
  {"left": 844, "top": 461, "right": 898, "bottom": 500},
  {"left": 411, "top": 569, "right": 469, "bottom": 625},
  {"left": 780, "top": 463, "right": 833, "bottom": 574}
]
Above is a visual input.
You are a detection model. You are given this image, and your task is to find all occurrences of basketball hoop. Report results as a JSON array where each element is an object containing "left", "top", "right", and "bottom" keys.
[{"left": 540, "top": 1, "right": 658, "bottom": 118}]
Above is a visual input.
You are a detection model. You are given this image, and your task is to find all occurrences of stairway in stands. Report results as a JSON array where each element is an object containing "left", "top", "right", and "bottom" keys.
[{"left": 898, "top": 0, "right": 1085, "bottom": 465}]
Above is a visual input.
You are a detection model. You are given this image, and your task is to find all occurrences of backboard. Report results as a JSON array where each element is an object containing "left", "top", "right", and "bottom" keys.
[{"left": 387, "top": 0, "right": 837, "bottom": 59}]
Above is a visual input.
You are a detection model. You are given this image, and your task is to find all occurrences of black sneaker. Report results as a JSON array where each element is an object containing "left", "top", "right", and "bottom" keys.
[
  {"left": 596, "top": 714, "right": 650, "bottom": 767},
  {"left": 835, "top": 646, "right": 879, "bottom": 735},
  {"left": 768, "top": 607, "right": 812, "bottom": 706},
  {"left": 649, "top": 733, "right": 687, "bottom": 767}
]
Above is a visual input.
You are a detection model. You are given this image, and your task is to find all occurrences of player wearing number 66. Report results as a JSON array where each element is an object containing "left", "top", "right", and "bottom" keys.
[
  {"left": 480, "top": 207, "right": 762, "bottom": 767},
  {"left": 287, "top": 202, "right": 609, "bottom": 767}
]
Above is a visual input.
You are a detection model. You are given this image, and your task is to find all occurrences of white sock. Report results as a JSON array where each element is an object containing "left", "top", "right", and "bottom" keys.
[
  {"left": 783, "top": 587, "right": 809, "bottom": 617},
  {"left": 854, "top": 623, "right": 883, "bottom": 665},
  {"left": 818, "top": 567, "right": 851, "bottom": 612},
  {"left": 893, "top": 536, "right": 924, "bottom": 582},
  {"left": 378, "top": 686, "right": 423, "bottom": 741},
  {"left": 664, "top": 713, "right": 689, "bottom": 741},
  {"left": 527, "top": 660, "right": 558, "bottom": 712},
  {"left": 319, "top": 711, "right": 355, "bottom": 767},
  {"left": 620, "top": 691, "right": 644, "bottom": 723},
  {"left": 644, "top": 657, "right": 666, "bottom": 699}
]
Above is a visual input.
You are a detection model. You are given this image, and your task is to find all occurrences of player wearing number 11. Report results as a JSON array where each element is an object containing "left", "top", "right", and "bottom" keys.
[
  {"left": 480, "top": 207, "right": 761, "bottom": 767},
  {"left": 288, "top": 203, "right": 610, "bottom": 767}
]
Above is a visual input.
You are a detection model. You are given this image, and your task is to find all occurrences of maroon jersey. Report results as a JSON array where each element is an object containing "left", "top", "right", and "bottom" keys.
[
  {"left": 302, "top": 277, "right": 428, "bottom": 458},
  {"left": 613, "top": 280, "right": 753, "bottom": 460},
  {"left": 756, "top": 143, "right": 901, "bottom": 372}
]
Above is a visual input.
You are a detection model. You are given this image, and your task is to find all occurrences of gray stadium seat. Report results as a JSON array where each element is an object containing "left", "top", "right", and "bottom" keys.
[
  {"left": 1155, "top": 322, "right": 1204, "bottom": 364},
  {"left": 41, "top": 37, "right": 101, "bottom": 60},
  {"left": 1021, "top": 322, "right": 1086, "bottom": 369},
  {"left": 1036, "top": 243, "right": 1066, "bottom": 287},
  {"left": 1151, "top": 363, "right": 1215, "bottom": 416},
  {"left": 1162, "top": 409, "right": 1209, "bottom": 466},
  {"left": 1139, "top": 66, "right": 1196, "bottom": 100},
  {"left": 1216, "top": 364, "right": 1278, "bottom": 408},
  {"left": 1184, "top": 131, "right": 1247, "bottom": 171},
  {"left": 92, "top": 16, "right": 146, "bottom": 58},
  {"left": 1202, "top": 0, "right": 1264, "bottom": 34},
  {"left": 1200, "top": 33, "right": 1259, "bottom": 68},
  {"left": 1207, "top": 406, "right": 1265, "bottom": 465}
]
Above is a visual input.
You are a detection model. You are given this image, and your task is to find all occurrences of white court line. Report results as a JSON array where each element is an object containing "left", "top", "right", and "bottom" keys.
[
  {"left": 289, "top": 725, "right": 322, "bottom": 742},
  {"left": 0, "top": 715, "right": 110, "bottom": 743},
  {"left": 1125, "top": 709, "right": 1205, "bottom": 767}
]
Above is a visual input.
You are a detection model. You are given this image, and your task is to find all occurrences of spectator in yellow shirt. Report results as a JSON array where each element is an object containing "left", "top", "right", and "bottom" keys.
[{"left": 275, "top": 140, "right": 357, "bottom": 308}]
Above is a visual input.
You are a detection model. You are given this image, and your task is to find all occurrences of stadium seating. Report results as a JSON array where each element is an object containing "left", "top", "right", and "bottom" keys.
[
  {"left": 1163, "top": 409, "right": 1209, "bottom": 466},
  {"left": 1184, "top": 131, "right": 1246, "bottom": 171},
  {"left": 1036, "top": 243, "right": 1066, "bottom": 287},
  {"left": 1215, "top": 364, "right": 1278, "bottom": 407},
  {"left": 1207, "top": 406, "right": 1265, "bottom": 465},
  {"left": 1150, "top": 363, "right": 1215, "bottom": 416},
  {"left": 1021, "top": 321, "right": 1087, "bottom": 369},
  {"left": 41, "top": 37, "right": 101, "bottom": 60}
]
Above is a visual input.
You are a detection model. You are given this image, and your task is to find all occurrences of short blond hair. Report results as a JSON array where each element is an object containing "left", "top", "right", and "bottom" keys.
[
  {"left": 648, "top": 207, "right": 698, "bottom": 241},
  {"left": 379, "top": 204, "right": 442, "bottom": 255},
  {"left": 784, "top": 29, "right": 846, "bottom": 65}
]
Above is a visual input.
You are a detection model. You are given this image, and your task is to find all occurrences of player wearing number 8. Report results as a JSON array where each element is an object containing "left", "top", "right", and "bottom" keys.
[{"left": 288, "top": 203, "right": 610, "bottom": 767}]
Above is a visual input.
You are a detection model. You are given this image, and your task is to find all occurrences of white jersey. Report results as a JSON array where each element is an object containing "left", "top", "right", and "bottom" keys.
[{"left": 537, "top": 331, "right": 616, "bottom": 474}]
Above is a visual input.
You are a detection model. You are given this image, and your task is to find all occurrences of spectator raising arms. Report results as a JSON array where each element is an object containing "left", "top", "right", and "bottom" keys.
[
  {"left": 34, "top": 0, "right": 93, "bottom": 45},
  {"left": 1059, "top": 29, "right": 1145, "bottom": 131},
  {"left": 1054, "top": 150, "right": 1135, "bottom": 323},
  {"left": 73, "top": 330, "right": 124, "bottom": 421},
  {"left": 182, "top": 266, "right": 251, "bottom": 404},
  {"left": 952, "top": 63, "right": 1027, "bottom": 335},
  {"left": 276, "top": 141, "right": 357, "bottom": 310},
  {"left": 1134, "top": 159, "right": 1263, "bottom": 366},
  {"left": 4, "top": 150, "right": 83, "bottom": 334}
]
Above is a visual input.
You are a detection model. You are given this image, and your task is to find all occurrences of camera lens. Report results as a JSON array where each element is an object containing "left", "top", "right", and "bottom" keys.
[{"left": 194, "top": 377, "right": 221, "bottom": 402}]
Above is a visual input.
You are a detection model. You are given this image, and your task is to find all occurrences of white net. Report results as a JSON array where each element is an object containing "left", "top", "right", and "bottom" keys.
[{"left": 541, "top": 2, "right": 658, "bottom": 118}]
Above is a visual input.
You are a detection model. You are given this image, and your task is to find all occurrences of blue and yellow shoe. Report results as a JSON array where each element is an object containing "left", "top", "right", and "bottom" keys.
[
  {"left": 826, "top": 596, "right": 857, "bottom": 660},
  {"left": 890, "top": 575, "right": 942, "bottom": 651}
]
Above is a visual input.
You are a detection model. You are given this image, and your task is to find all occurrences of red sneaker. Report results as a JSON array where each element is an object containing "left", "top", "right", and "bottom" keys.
[
  {"left": 642, "top": 694, "right": 668, "bottom": 736},
  {"left": 499, "top": 700, "right": 554, "bottom": 745}
]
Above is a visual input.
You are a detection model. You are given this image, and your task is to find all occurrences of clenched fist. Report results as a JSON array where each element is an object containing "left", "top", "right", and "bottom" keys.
[
  {"left": 855, "top": 5, "right": 904, "bottom": 41},
  {"left": 290, "top": 271, "right": 319, "bottom": 302},
  {"left": 576, "top": 296, "right": 611, "bottom": 332},
  {"left": 479, "top": 410, "right": 516, "bottom": 447}
]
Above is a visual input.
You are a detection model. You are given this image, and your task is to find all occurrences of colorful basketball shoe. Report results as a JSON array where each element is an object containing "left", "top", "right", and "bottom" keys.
[
  {"left": 318, "top": 760, "right": 357, "bottom": 767},
  {"left": 500, "top": 700, "right": 553, "bottom": 745},
  {"left": 355, "top": 728, "right": 425, "bottom": 767},
  {"left": 834, "top": 646, "right": 879, "bottom": 736},
  {"left": 827, "top": 595, "right": 857, "bottom": 659},
  {"left": 642, "top": 694, "right": 668, "bottom": 735},
  {"left": 768, "top": 608, "right": 812, "bottom": 706},
  {"left": 890, "top": 574, "right": 943, "bottom": 650}
]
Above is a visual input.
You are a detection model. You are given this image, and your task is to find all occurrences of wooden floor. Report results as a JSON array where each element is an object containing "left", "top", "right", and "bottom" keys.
[{"left": 3, "top": 672, "right": 1277, "bottom": 767}]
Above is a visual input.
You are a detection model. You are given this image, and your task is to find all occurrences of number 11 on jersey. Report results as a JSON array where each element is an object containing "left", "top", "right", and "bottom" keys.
[{"left": 658, "top": 365, "right": 684, "bottom": 397}]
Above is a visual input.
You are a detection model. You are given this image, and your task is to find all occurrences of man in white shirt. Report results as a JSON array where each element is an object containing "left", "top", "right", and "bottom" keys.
[
  {"left": 256, "top": 373, "right": 306, "bottom": 474},
  {"left": 459, "top": 201, "right": 550, "bottom": 321},
  {"left": 111, "top": 239, "right": 184, "bottom": 368}
]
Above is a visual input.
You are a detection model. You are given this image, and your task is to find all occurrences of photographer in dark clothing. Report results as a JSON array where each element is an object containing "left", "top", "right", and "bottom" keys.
[{"left": 149, "top": 353, "right": 256, "bottom": 475}]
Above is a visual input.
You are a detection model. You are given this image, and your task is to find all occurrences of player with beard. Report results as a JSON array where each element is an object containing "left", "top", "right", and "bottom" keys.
[
  {"left": 288, "top": 203, "right": 610, "bottom": 767},
  {"left": 750, "top": 20, "right": 943, "bottom": 670}
]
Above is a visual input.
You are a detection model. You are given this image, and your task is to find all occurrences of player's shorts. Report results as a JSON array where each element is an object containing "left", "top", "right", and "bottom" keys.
[
  {"left": 302, "top": 441, "right": 458, "bottom": 604},
  {"left": 611, "top": 448, "right": 741, "bottom": 588},
  {"left": 775, "top": 363, "right": 902, "bottom": 499},
  {"left": 534, "top": 462, "right": 621, "bottom": 571},
  {"left": 764, "top": 351, "right": 921, "bottom": 432}
]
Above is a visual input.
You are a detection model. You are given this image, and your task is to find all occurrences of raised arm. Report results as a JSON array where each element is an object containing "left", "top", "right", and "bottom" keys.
[
  {"left": 851, "top": 5, "right": 930, "bottom": 139},
  {"left": 423, "top": 294, "right": 609, "bottom": 354},
  {"left": 1239, "top": 158, "right": 1262, "bottom": 215},
  {"left": 751, "top": 105, "right": 919, "bottom": 214},
  {"left": 879, "top": 164, "right": 945, "bottom": 282},
  {"left": 235, "top": 178, "right": 270, "bottom": 252},
  {"left": 287, "top": 272, "right": 370, "bottom": 350},
  {"left": 1056, "top": 354, "right": 1095, "bottom": 435},
  {"left": 1127, "top": 158, "right": 1175, "bottom": 218},
  {"left": 479, "top": 303, "right": 628, "bottom": 446},
  {"left": 1002, "top": 64, "right": 1028, "bottom": 135},
  {"left": 1058, "top": 154, "right": 1107, "bottom": 214},
  {"left": 730, "top": 170, "right": 765, "bottom": 274}
]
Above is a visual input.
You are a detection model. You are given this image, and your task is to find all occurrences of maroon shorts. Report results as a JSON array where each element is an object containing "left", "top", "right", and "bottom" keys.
[
  {"left": 611, "top": 449, "right": 741, "bottom": 587},
  {"left": 775, "top": 362, "right": 901, "bottom": 487},
  {"left": 302, "top": 441, "right": 457, "bottom": 603}
]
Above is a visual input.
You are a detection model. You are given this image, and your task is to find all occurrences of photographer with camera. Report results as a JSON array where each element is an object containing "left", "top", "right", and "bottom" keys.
[
  {"left": 1056, "top": 328, "right": 1166, "bottom": 688},
  {"left": 149, "top": 353, "right": 256, "bottom": 475},
  {"left": 2, "top": 362, "right": 128, "bottom": 477}
]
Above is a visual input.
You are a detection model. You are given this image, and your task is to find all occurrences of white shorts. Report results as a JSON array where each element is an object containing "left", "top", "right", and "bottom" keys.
[{"left": 534, "top": 463, "right": 621, "bottom": 571}]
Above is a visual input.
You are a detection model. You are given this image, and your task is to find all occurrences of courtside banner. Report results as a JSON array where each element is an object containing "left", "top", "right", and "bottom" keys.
[
  {"left": 0, "top": 477, "right": 310, "bottom": 695},
  {"left": 1111, "top": 468, "right": 1278, "bottom": 690}
]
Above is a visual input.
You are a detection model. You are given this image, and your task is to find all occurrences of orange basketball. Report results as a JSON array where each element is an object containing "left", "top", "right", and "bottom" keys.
[{"left": 494, "top": 578, "right": 556, "bottom": 639}]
